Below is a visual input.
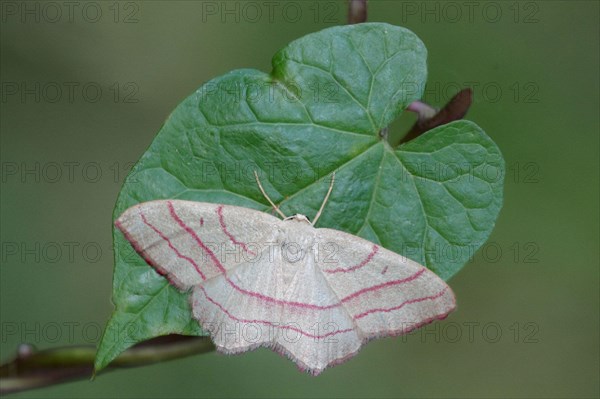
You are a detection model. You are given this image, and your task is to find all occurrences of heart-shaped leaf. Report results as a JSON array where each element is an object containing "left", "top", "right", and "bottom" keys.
[{"left": 95, "top": 23, "right": 504, "bottom": 371}]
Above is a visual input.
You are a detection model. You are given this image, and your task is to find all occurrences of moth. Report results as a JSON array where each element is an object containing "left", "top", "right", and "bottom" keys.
[{"left": 115, "top": 172, "right": 456, "bottom": 375}]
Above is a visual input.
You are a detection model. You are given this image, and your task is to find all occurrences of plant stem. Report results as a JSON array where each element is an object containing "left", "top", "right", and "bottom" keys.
[
  {"left": 348, "top": 0, "right": 368, "bottom": 24},
  {"left": 399, "top": 88, "right": 473, "bottom": 145},
  {"left": 0, "top": 335, "right": 214, "bottom": 395}
]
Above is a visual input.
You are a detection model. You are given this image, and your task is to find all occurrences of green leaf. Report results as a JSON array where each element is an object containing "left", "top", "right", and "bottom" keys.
[{"left": 95, "top": 23, "right": 504, "bottom": 371}]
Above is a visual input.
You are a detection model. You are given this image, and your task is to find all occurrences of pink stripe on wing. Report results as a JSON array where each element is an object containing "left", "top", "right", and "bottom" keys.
[
  {"left": 199, "top": 287, "right": 354, "bottom": 339},
  {"left": 340, "top": 268, "right": 426, "bottom": 303},
  {"left": 167, "top": 201, "right": 227, "bottom": 274},
  {"left": 217, "top": 205, "right": 256, "bottom": 256},
  {"left": 354, "top": 288, "right": 448, "bottom": 319},
  {"left": 324, "top": 245, "right": 379, "bottom": 273},
  {"left": 140, "top": 210, "right": 207, "bottom": 280}
]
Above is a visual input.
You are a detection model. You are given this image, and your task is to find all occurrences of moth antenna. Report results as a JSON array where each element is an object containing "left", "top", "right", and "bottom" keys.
[
  {"left": 312, "top": 172, "right": 335, "bottom": 226},
  {"left": 254, "top": 170, "right": 287, "bottom": 219}
]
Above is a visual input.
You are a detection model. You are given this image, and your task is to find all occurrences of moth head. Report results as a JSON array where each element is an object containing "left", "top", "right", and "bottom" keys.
[{"left": 284, "top": 214, "right": 312, "bottom": 224}]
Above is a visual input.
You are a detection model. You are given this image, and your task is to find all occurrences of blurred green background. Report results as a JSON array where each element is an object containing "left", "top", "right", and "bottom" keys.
[{"left": 1, "top": 1, "right": 598, "bottom": 397}]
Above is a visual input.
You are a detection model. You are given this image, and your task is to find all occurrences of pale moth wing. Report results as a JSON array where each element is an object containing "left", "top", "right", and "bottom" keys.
[
  {"left": 115, "top": 200, "right": 281, "bottom": 290},
  {"left": 315, "top": 228, "right": 456, "bottom": 338},
  {"left": 116, "top": 196, "right": 456, "bottom": 375}
]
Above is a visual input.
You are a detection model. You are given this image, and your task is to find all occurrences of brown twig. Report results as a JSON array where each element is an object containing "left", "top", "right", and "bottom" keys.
[
  {"left": 399, "top": 88, "right": 473, "bottom": 144},
  {"left": 348, "top": 0, "right": 367, "bottom": 24},
  {"left": 0, "top": 335, "right": 214, "bottom": 395}
]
